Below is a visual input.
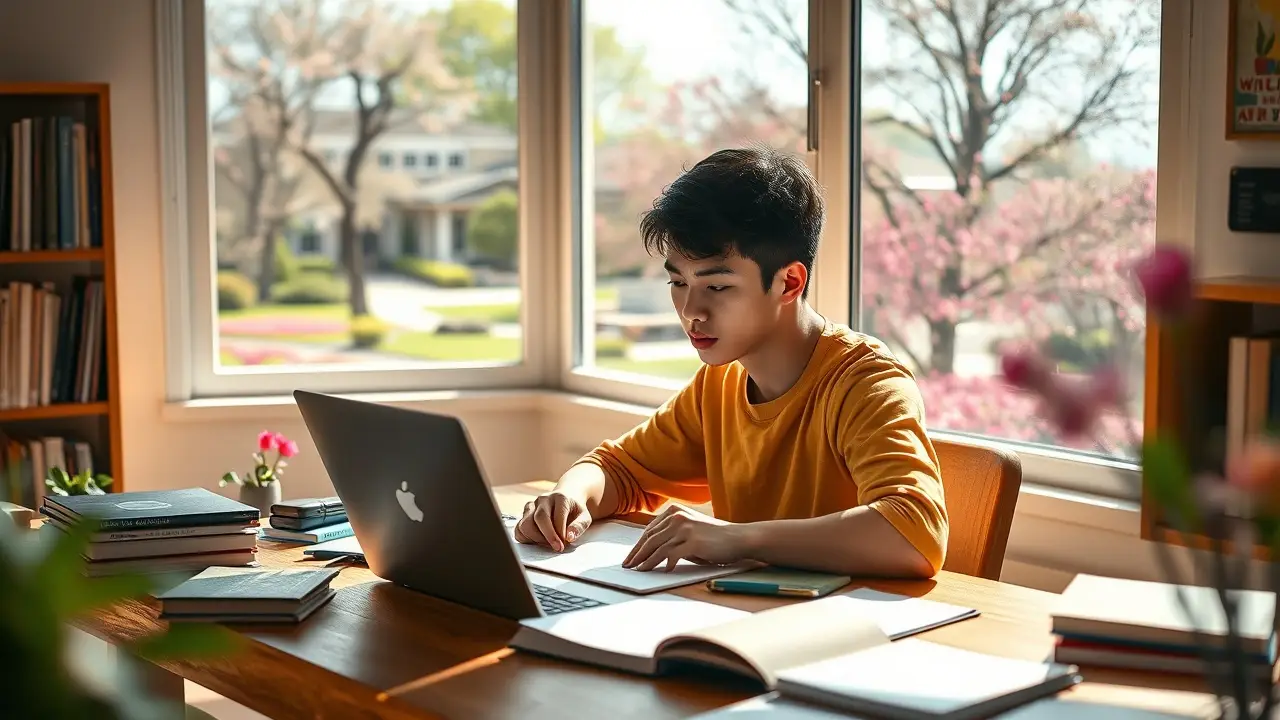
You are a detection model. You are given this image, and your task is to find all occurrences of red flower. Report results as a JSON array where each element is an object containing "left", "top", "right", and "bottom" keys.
[
  {"left": 1132, "top": 244, "right": 1193, "bottom": 318},
  {"left": 257, "top": 430, "right": 276, "bottom": 451},
  {"left": 276, "top": 436, "right": 299, "bottom": 458},
  {"left": 999, "top": 347, "right": 1051, "bottom": 391}
]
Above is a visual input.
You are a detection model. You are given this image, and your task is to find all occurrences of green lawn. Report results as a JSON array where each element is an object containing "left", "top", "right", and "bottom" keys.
[
  {"left": 220, "top": 303, "right": 349, "bottom": 320},
  {"left": 428, "top": 303, "right": 521, "bottom": 324},
  {"left": 597, "top": 356, "right": 702, "bottom": 380},
  {"left": 381, "top": 331, "right": 522, "bottom": 362}
]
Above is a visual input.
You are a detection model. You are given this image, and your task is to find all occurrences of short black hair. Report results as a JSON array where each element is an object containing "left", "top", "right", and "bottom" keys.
[{"left": 639, "top": 145, "right": 824, "bottom": 297}]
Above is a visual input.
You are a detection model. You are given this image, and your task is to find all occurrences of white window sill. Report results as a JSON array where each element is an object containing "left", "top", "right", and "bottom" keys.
[
  {"left": 162, "top": 388, "right": 1142, "bottom": 538},
  {"left": 159, "top": 388, "right": 556, "bottom": 422}
]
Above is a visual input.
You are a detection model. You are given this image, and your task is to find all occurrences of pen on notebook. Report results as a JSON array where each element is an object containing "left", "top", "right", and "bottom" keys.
[{"left": 710, "top": 581, "right": 819, "bottom": 597}]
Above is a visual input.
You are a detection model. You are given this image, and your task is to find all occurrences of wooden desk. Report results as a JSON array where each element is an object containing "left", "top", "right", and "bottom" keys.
[{"left": 74, "top": 483, "right": 1220, "bottom": 719}]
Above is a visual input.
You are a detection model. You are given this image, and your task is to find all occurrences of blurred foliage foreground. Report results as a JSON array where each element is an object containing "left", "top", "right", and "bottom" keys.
[{"left": 0, "top": 516, "right": 240, "bottom": 719}]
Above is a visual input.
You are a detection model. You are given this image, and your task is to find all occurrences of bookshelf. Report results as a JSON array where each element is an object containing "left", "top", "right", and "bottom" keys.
[
  {"left": 1141, "top": 275, "right": 1280, "bottom": 557},
  {"left": 0, "top": 82, "right": 122, "bottom": 508}
]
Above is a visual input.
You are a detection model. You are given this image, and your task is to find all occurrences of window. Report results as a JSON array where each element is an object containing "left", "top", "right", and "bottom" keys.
[
  {"left": 168, "top": 0, "right": 539, "bottom": 398},
  {"left": 403, "top": 152, "right": 418, "bottom": 168},
  {"left": 571, "top": 0, "right": 809, "bottom": 391},
  {"left": 853, "top": 1, "right": 1162, "bottom": 466},
  {"left": 448, "top": 152, "right": 465, "bottom": 168},
  {"left": 426, "top": 152, "right": 439, "bottom": 168}
]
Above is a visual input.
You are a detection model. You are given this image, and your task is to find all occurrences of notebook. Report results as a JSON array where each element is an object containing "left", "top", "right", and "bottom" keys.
[
  {"left": 156, "top": 566, "right": 340, "bottom": 623},
  {"left": 1052, "top": 574, "right": 1277, "bottom": 657},
  {"left": 509, "top": 587, "right": 979, "bottom": 686},
  {"left": 690, "top": 695, "right": 1198, "bottom": 719},
  {"left": 510, "top": 519, "right": 756, "bottom": 593}
]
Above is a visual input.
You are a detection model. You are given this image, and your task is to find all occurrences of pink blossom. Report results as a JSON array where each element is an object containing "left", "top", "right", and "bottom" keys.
[
  {"left": 258, "top": 430, "right": 277, "bottom": 451},
  {"left": 1132, "top": 244, "right": 1193, "bottom": 318},
  {"left": 999, "top": 347, "right": 1051, "bottom": 391},
  {"left": 275, "top": 434, "right": 299, "bottom": 458},
  {"left": 1227, "top": 438, "right": 1280, "bottom": 499}
]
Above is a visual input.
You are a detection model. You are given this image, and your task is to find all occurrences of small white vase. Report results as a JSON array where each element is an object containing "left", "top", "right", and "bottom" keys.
[{"left": 238, "top": 482, "right": 281, "bottom": 520}]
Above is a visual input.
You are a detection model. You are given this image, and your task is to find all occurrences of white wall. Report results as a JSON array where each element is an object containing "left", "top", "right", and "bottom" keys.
[
  {"left": 1, "top": 0, "right": 1269, "bottom": 596},
  {"left": 0, "top": 0, "right": 540, "bottom": 501}
]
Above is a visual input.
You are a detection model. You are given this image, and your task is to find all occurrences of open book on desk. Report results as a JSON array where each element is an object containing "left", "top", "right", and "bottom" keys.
[
  {"left": 509, "top": 587, "right": 980, "bottom": 687},
  {"left": 509, "top": 519, "right": 756, "bottom": 593}
]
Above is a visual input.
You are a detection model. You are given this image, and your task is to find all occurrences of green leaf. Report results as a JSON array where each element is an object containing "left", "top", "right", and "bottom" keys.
[
  {"left": 30, "top": 518, "right": 98, "bottom": 619},
  {"left": 130, "top": 623, "right": 240, "bottom": 661},
  {"left": 1143, "top": 437, "right": 1200, "bottom": 533},
  {"left": 220, "top": 471, "right": 240, "bottom": 487},
  {"left": 61, "top": 572, "right": 155, "bottom": 617},
  {"left": 96, "top": 473, "right": 113, "bottom": 489}
]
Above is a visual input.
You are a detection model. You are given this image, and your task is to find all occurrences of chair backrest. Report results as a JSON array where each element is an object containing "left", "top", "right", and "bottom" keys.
[{"left": 934, "top": 437, "right": 1023, "bottom": 581}]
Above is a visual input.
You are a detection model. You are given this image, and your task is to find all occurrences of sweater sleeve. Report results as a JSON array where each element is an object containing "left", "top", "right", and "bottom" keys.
[
  {"left": 573, "top": 367, "right": 712, "bottom": 515},
  {"left": 831, "top": 359, "right": 949, "bottom": 575}
]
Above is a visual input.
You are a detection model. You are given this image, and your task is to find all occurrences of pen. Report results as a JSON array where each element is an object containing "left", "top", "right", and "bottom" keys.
[{"left": 708, "top": 580, "right": 819, "bottom": 597}]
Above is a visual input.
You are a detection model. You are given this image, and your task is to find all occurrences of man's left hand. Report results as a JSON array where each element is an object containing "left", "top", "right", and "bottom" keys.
[{"left": 622, "top": 505, "right": 751, "bottom": 572}]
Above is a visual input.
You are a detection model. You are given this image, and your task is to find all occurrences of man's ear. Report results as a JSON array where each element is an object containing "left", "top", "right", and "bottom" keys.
[{"left": 775, "top": 262, "right": 807, "bottom": 303}]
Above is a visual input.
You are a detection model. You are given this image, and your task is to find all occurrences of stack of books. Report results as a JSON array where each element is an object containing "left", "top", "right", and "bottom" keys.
[
  {"left": 156, "top": 566, "right": 339, "bottom": 624},
  {"left": 40, "top": 488, "right": 261, "bottom": 576},
  {"left": 260, "top": 496, "right": 352, "bottom": 544},
  {"left": 1051, "top": 574, "right": 1276, "bottom": 679}
]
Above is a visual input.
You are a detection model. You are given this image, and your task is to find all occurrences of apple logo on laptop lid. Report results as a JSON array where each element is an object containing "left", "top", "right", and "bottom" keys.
[{"left": 396, "top": 481, "right": 424, "bottom": 522}]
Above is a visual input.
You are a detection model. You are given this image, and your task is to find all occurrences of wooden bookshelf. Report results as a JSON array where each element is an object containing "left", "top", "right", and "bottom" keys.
[
  {"left": 1141, "top": 274, "right": 1280, "bottom": 556},
  {"left": 0, "top": 82, "right": 122, "bottom": 506}
]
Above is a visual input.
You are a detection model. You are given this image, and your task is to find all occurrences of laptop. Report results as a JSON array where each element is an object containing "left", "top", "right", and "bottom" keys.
[{"left": 292, "top": 389, "right": 631, "bottom": 620}]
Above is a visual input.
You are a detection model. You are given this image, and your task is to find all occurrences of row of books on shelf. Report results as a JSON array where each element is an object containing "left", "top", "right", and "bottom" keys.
[
  {"left": 1, "top": 431, "right": 95, "bottom": 508},
  {"left": 1, "top": 114, "right": 103, "bottom": 252},
  {"left": 0, "top": 276, "right": 106, "bottom": 409}
]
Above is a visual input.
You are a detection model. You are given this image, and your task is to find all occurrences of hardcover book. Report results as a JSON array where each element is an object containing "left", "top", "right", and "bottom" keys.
[{"left": 42, "top": 488, "right": 260, "bottom": 530}]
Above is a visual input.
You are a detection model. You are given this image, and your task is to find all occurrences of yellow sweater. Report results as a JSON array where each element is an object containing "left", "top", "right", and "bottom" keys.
[{"left": 577, "top": 322, "right": 949, "bottom": 573}]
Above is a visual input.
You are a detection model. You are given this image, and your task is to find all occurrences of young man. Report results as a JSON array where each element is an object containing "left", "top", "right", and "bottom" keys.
[{"left": 515, "top": 146, "right": 947, "bottom": 579}]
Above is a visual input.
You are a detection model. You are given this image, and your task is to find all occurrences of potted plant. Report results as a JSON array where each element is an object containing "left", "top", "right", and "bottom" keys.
[
  {"left": 1001, "top": 244, "right": 1280, "bottom": 718},
  {"left": 219, "top": 430, "right": 298, "bottom": 516},
  {"left": 1, "top": 511, "right": 237, "bottom": 717},
  {"left": 45, "top": 467, "right": 113, "bottom": 496}
]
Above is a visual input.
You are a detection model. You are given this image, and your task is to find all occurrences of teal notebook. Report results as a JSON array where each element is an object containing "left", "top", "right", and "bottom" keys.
[{"left": 706, "top": 568, "right": 851, "bottom": 598}]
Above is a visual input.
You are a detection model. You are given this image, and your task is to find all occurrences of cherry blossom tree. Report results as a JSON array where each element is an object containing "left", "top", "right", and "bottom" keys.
[{"left": 208, "top": 0, "right": 331, "bottom": 300}]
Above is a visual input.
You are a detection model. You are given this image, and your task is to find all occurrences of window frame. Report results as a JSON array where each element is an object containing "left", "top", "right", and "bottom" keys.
[
  {"left": 555, "top": 0, "right": 1189, "bottom": 500},
  {"left": 158, "top": 0, "right": 557, "bottom": 400}
]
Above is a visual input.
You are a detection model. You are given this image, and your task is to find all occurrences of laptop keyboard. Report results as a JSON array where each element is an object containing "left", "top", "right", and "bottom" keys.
[{"left": 532, "top": 584, "right": 606, "bottom": 615}]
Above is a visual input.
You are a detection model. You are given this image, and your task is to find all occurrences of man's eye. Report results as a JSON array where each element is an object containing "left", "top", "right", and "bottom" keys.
[
  {"left": 667, "top": 280, "right": 686, "bottom": 288},
  {"left": 707, "top": 285, "right": 728, "bottom": 292}
]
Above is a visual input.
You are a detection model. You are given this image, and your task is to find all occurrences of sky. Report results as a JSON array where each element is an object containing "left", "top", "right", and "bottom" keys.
[{"left": 207, "top": 0, "right": 1161, "bottom": 169}]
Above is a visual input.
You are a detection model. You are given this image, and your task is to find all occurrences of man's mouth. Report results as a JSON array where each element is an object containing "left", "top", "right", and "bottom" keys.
[{"left": 688, "top": 331, "right": 718, "bottom": 350}]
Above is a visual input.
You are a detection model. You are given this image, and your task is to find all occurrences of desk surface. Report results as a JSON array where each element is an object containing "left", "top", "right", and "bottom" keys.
[{"left": 76, "top": 483, "right": 1220, "bottom": 720}]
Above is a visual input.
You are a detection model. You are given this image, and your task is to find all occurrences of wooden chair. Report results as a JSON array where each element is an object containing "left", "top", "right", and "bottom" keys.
[{"left": 934, "top": 437, "right": 1023, "bottom": 581}]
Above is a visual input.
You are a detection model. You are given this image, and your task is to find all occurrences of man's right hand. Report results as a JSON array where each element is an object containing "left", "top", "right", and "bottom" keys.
[{"left": 514, "top": 491, "right": 592, "bottom": 552}]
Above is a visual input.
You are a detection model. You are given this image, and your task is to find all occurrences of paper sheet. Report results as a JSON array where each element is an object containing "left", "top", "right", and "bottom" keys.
[{"left": 510, "top": 520, "right": 752, "bottom": 593}]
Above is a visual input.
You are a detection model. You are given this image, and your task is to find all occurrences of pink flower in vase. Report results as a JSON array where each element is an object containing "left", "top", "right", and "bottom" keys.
[
  {"left": 257, "top": 430, "right": 277, "bottom": 451},
  {"left": 275, "top": 434, "right": 299, "bottom": 459}
]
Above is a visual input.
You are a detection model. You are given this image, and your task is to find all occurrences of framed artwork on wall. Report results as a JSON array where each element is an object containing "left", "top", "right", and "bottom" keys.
[{"left": 1228, "top": 0, "right": 1280, "bottom": 139}]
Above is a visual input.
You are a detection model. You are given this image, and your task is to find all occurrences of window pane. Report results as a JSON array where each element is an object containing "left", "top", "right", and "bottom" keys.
[
  {"left": 206, "top": 0, "right": 520, "bottom": 372},
  {"left": 856, "top": 1, "right": 1160, "bottom": 461},
  {"left": 577, "top": 0, "right": 808, "bottom": 383}
]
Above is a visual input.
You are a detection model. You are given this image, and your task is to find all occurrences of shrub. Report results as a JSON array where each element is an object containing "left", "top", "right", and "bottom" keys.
[
  {"left": 296, "top": 255, "right": 337, "bottom": 275},
  {"left": 217, "top": 271, "right": 257, "bottom": 311},
  {"left": 467, "top": 188, "right": 518, "bottom": 268},
  {"left": 270, "top": 274, "right": 349, "bottom": 305},
  {"left": 351, "top": 315, "right": 389, "bottom": 349},
  {"left": 274, "top": 237, "right": 300, "bottom": 283},
  {"left": 392, "top": 257, "right": 475, "bottom": 288},
  {"left": 595, "top": 336, "right": 629, "bottom": 358}
]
